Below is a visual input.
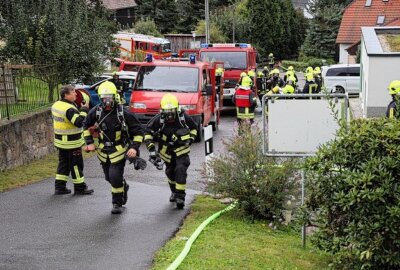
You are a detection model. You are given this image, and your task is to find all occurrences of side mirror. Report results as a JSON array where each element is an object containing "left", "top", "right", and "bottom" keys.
[{"left": 202, "top": 84, "right": 213, "bottom": 96}]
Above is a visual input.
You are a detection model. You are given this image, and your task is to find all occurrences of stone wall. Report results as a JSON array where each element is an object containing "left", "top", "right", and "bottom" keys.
[{"left": 0, "top": 108, "right": 55, "bottom": 171}]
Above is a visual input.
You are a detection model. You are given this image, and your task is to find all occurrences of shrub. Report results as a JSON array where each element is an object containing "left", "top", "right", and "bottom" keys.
[
  {"left": 206, "top": 123, "right": 299, "bottom": 221},
  {"left": 304, "top": 118, "right": 400, "bottom": 269}
]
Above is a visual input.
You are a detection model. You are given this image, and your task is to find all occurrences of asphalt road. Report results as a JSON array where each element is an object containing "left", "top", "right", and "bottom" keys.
[{"left": 0, "top": 112, "right": 238, "bottom": 270}]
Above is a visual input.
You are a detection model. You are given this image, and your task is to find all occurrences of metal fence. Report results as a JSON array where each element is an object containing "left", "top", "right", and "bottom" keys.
[{"left": 0, "top": 64, "right": 60, "bottom": 120}]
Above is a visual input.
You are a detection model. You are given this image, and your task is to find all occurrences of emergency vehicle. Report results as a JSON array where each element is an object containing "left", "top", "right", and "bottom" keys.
[
  {"left": 180, "top": 43, "right": 258, "bottom": 107},
  {"left": 119, "top": 55, "right": 223, "bottom": 142},
  {"left": 114, "top": 32, "right": 172, "bottom": 61}
]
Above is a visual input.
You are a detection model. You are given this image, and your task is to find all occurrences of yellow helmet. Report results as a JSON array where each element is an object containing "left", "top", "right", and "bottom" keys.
[
  {"left": 247, "top": 70, "right": 256, "bottom": 78},
  {"left": 216, "top": 67, "right": 224, "bottom": 76},
  {"left": 240, "top": 72, "right": 247, "bottom": 78},
  {"left": 388, "top": 80, "right": 400, "bottom": 95},
  {"left": 98, "top": 81, "right": 117, "bottom": 97},
  {"left": 271, "top": 68, "right": 280, "bottom": 75},
  {"left": 285, "top": 70, "right": 294, "bottom": 77},
  {"left": 269, "top": 53, "right": 273, "bottom": 57},
  {"left": 287, "top": 75, "right": 297, "bottom": 85},
  {"left": 241, "top": 76, "right": 252, "bottom": 88},
  {"left": 282, "top": 85, "right": 295, "bottom": 94},
  {"left": 306, "top": 66, "right": 313, "bottom": 74},
  {"left": 257, "top": 71, "right": 264, "bottom": 78},
  {"left": 314, "top": 67, "right": 321, "bottom": 74},
  {"left": 288, "top": 66, "right": 294, "bottom": 71},
  {"left": 160, "top": 93, "right": 179, "bottom": 110}
]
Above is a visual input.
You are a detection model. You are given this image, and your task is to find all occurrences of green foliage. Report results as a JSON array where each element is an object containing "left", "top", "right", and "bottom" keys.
[
  {"left": 0, "top": 0, "right": 117, "bottom": 83},
  {"left": 246, "top": 0, "right": 307, "bottom": 60},
  {"left": 206, "top": 124, "right": 299, "bottom": 220},
  {"left": 195, "top": 20, "right": 228, "bottom": 43},
  {"left": 304, "top": 118, "right": 400, "bottom": 269},
  {"left": 135, "top": 0, "right": 178, "bottom": 33},
  {"left": 282, "top": 58, "right": 335, "bottom": 72},
  {"left": 133, "top": 18, "right": 162, "bottom": 37}
]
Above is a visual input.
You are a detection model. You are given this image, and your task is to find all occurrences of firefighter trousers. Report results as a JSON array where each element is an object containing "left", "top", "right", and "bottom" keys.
[
  {"left": 165, "top": 154, "right": 190, "bottom": 200},
  {"left": 101, "top": 158, "right": 126, "bottom": 206},
  {"left": 55, "top": 148, "right": 85, "bottom": 189}
]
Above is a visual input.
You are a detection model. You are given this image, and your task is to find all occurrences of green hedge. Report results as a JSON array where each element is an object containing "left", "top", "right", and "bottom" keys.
[{"left": 304, "top": 118, "right": 400, "bottom": 269}]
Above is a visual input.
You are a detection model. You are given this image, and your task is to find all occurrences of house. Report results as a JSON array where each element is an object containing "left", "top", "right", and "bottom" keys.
[
  {"left": 336, "top": 0, "right": 400, "bottom": 64},
  {"left": 359, "top": 26, "right": 400, "bottom": 117},
  {"left": 102, "top": 0, "right": 137, "bottom": 27}
]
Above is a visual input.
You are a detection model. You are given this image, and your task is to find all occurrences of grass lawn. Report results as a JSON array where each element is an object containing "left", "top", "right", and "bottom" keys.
[
  {"left": 152, "top": 196, "right": 331, "bottom": 270},
  {"left": 0, "top": 151, "right": 94, "bottom": 192}
]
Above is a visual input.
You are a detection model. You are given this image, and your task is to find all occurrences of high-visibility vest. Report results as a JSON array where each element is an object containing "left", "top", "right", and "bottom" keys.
[{"left": 52, "top": 101, "right": 84, "bottom": 149}]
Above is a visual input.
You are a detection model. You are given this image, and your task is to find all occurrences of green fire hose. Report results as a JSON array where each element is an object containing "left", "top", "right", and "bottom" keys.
[{"left": 166, "top": 201, "right": 237, "bottom": 270}]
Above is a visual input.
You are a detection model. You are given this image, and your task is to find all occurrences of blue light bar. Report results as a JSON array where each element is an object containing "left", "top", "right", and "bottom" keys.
[
  {"left": 239, "top": 43, "right": 249, "bottom": 48},
  {"left": 145, "top": 53, "right": 153, "bottom": 62},
  {"left": 189, "top": 54, "right": 196, "bottom": 64},
  {"left": 200, "top": 44, "right": 209, "bottom": 48}
]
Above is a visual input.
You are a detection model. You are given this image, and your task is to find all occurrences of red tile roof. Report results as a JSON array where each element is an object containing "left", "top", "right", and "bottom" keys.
[
  {"left": 102, "top": 0, "right": 137, "bottom": 10},
  {"left": 336, "top": 0, "right": 400, "bottom": 44}
]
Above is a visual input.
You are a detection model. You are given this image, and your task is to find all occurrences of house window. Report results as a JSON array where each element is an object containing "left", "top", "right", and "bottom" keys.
[
  {"left": 377, "top": 15, "right": 385, "bottom": 25},
  {"left": 365, "top": 0, "right": 372, "bottom": 6}
]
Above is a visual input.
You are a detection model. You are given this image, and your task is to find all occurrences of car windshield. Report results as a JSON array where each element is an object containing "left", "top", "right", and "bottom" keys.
[
  {"left": 200, "top": 51, "right": 247, "bottom": 70},
  {"left": 135, "top": 66, "right": 198, "bottom": 92},
  {"left": 161, "top": 43, "right": 171, "bottom": 53}
]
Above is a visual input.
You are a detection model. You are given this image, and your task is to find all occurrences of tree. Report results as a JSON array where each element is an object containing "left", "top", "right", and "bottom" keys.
[
  {"left": 301, "top": 4, "right": 344, "bottom": 60},
  {"left": 135, "top": 0, "right": 178, "bottom": 34},
  {"left": 195, "top": 20, "right": 228, "bottom": 43},
  {"left": 246, "top": 0, "right": 307, "bottom": 60},
  {"left": 133, "top": 18, "right": 162, "bottom": 37},
  {"left": 0, "top": 0, "right": 117, "bottom": 83},
  {"left": 174, "top": 0, "right": 205, "bottom": 33}
]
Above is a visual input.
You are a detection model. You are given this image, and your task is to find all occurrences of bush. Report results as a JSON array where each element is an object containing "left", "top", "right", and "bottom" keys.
[
  {"left": 304, "top": 118, "right": 400, "bottom": 269},
  {"left": 206, "top": 124, "right": 299, "bottom": 221}
]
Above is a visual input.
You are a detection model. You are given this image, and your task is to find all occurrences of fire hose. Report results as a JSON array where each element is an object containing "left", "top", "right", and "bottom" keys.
[{"left": 166, "top": 201, "right": 237, "bottom": 270}]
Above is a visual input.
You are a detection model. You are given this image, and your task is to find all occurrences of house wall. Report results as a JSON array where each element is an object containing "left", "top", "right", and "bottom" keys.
[
  {"left": 360, "top": 39, "right": 369, "bottom": 117},
  {"left": 339, "top": 44, "right": 351, "bottom": 64}
]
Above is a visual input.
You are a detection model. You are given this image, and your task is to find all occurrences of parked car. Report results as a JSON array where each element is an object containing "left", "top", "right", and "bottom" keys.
[
  {"left": 321, "top": 64, "right": 360, "bottom": 95},
  {"left": 74, "top": 71, "right": 137, "bottom": 107}
]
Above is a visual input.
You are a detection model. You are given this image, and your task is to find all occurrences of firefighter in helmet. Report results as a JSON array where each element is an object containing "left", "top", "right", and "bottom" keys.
[
  {"left": 267, "top": 68, "right": 284, "bottom": 91},
  {"left": 232, "top": 76, "right": 257, "bottom": 129},
  {"left": 51, "top": 85, "right": 93, "bottom": 195},
  {"left": 386, "top": 80, "right": 400, "bottom": 119},
  {"left": 268, "top": 53, "right": 275, "bottom": 69},
  {"left": 83, "top": 81, "right": 145, "bottom": 214},
  {"left": 314, "top": 67, "right": 322, "bottom": 93},
  {"left": 145, "top": 94, "right": 198, "bottom": 209}
]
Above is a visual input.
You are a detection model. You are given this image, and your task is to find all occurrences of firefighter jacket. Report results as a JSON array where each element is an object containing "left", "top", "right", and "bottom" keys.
[
  {"left": 83, "top": 105, "right": 144, "bottom": 164},
  {"left": 52, "top": 99, "right": 88, "bottom": 150},
  {"left": 144, "top": 112, "right": 197, "bottom": 164},
  {"left": 232, "top": 87, "right": 257, "bottom": 119},
  {"left": 302, "top": 80, "right": 319, "bottom": 94},
  {"left": 386, "top": 98, "right": 400, "bottom": 119},
  {"left": 267, "top": 77, "right": 284, "bottom": 91}
]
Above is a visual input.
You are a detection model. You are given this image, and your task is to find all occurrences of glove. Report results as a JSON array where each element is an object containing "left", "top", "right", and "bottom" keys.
[
  {"left": 149, "top": 151, "right": 163, "bottom": 170},
  {"left": 126, "top": 155, "right": 147, "bottom": 170}
]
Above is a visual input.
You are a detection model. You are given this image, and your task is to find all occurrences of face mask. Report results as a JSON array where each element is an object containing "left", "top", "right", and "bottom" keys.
[{"left": 101, "top": 97, "right": 114, "bottom": 111}]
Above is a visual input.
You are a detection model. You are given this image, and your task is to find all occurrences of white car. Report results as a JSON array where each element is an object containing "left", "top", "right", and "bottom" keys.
[{"left": 321, "top": 64, "right": 360, "bottom": 95}]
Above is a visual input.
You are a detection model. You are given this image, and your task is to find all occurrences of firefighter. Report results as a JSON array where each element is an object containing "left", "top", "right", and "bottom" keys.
[
  {"left": 268, "top": 53, "right": 275, "bottom": 69},
  {"left": 314, "top": 66, "right": 322, "bottom": 93},
  {"left": 144, "top": 94, "right": 197, "bottom": 209},
  {"left": 386, "top": 80, "right": 400, "bottom": 119},
  {"left": 282, "top": 75, "right": 296, "bottom": 95},
  {"left": 262, "top": 66, "right": 270, "bottom": 78},
  {"left": 215, "top": 67, "right": 224, "bottom": 94},
  {"left": 247, "top": 70, "right": 256, "bottom": 92},
  {"left": 256, "top": 71, "right": 266, "bottom": 101},
  {"left": 51, "top": 85, "right": 93, "bottom": 195},
  {"left": 283, "top": 66, "right": 298, "bottom": 84},
  {"left": 302, "top": 73, "right": 318, "bottom": 94},
  {"left": 83, "top": 81, "right": 144, "bottom": 214},
  {"left": 237, "top": 71, "right": 248, "bottom": 87},
  {"left": 266, "top": 69, "right": 284, "bottom": 91},
  {"left": 232, "top": 76, "right": 257, "bottom": 129}
]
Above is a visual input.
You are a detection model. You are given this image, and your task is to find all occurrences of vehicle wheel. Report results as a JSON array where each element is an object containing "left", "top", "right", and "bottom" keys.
[
  {"left": 194, "top": 122, "right": 203, "bottom": 143},
  {"left": 335, "top": 86, "right": 345, "bottom": 94}
]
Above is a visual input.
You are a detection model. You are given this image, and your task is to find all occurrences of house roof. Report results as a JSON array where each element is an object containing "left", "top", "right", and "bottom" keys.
[
  {"left": 102, "top": 0, "right": 137, "bottom": 10},
  {"left": 336, "top": 0, "right": 400, "bottom": 44},
  {"left": 362, "top": 26, "right": 400, "bottom": 55}
]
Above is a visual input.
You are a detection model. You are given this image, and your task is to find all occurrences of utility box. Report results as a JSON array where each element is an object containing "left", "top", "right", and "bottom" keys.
[{"left": 360, "top": 27, "right": 400, "bottom": 117}]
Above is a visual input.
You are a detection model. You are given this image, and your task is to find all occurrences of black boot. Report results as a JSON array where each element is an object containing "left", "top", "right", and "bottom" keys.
[
  {"left": 111, "top": 204, "right": 123, "bottom": 214},
  {"left": 169, "top": 193, "right": 176, "bottom": 202},
  {"left": 175, "top": 192, "right": 186, "bottom": 209},
  {"left": 55, "top": 180, "right": 71, "bottom": 195},
  {"left": 169, "top": 182, "right": 176, "bottom": 202},
  {"left": 74, "top": 183, "right": 94, "bottom": 195},
  {"left": 122, "top": 180, "right": 129, "bottom": 206}
]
